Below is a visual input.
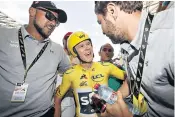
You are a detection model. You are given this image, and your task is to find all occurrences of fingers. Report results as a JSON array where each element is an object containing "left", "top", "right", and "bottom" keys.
[
  {"left": 100, "top": 91, "right": 132, "bottom": 117},
  {"left": 104, "top": 103, "right": 123, "bottom": 117},
  {"left": 104, "top": 103, "right": 111, "bottom": 112},
  {"left": 116, "top": 91, "right": 128, "bottom": 109},
  {"left": 116, "top": 91, "right": 123, "bottom": 99},
  {"left": 100, "top": 110, "right": 108, "bottom": 117}
]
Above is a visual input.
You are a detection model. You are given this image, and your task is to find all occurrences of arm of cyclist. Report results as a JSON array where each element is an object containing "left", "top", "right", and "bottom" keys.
[
  {"left": 109, "top": 63, "right": 127, "bottom": 80},
  {"left": 109, "top": 63, "right": 129, "bottom": 97},
  {"left": 54, "top": 72, "right": 71, "bottom": 117},
  {"left": 54, "top": 96, "right": 61, "bottom": 117}
]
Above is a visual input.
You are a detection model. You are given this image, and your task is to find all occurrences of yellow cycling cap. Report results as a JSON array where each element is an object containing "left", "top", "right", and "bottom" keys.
[{"left": 67, "top": 31, "right": 91, "bottom": 57}]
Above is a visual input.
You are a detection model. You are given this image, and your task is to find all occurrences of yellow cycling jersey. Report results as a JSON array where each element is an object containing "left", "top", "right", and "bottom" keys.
[{"left": 56, "top": 62, "right": 125, "bottom": 117}]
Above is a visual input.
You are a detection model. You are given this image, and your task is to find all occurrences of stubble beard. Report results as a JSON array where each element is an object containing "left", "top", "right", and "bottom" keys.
[
  {"left": 33, "top": 18, "right": 49, "bottom": 39},
  {"left": 105, "top": 20, "right": 126, "bottom": 44}
]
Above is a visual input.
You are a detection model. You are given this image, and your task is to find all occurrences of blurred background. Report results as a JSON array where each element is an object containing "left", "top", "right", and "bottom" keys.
[{"left": 0, "top": 1, "right": 159, "bottom": 61}]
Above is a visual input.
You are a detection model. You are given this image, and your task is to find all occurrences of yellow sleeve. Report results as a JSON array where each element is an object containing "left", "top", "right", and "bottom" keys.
[
  {"left": 109, "top": 63, "right": 126, "bottom": 80},
  {"left": 56, "top": 72, "right": 71, "bottom": 98}
]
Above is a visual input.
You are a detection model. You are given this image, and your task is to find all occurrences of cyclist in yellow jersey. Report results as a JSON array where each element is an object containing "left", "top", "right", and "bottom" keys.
[
  {"left": 57, "top": 32, "right": 78, "bottom": 117},
  {"left": 54, "top": 31, "right": 126, "bottom": 117}
]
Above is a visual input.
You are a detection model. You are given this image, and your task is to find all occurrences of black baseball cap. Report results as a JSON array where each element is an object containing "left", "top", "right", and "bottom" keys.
[{"left": 31, "top": 1, "right": 67, "bottom": 23}]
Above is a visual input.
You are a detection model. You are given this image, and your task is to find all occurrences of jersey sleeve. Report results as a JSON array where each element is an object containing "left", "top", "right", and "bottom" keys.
[
  {"left": 109, "top": 63, "right": 126, "bottom": 80},
  {"left": 56, "top": 70, "right": 72, "bottom": 98}
]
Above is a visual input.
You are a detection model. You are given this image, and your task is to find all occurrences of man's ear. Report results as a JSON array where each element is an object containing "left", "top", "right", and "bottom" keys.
[
  {"left": 29, "top": 7, "right": 36, "bottom": 17},
  {"left": 106, "top": 2, "right": 118, "bottom": 20}
]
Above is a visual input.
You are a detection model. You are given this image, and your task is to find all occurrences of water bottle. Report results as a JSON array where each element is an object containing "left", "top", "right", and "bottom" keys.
[
  {"left": 94, "top": 84, "right": 117, "bottom": 104},
  {"left": 94, "top": 84, "right": 140, "bottom": 115}
]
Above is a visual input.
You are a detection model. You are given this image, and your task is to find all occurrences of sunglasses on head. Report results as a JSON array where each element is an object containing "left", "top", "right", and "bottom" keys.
[
  {"left": 37, "top": 8, "right": 60, "bottom": 26},
  {"left": 102, "top": 48, "right": 113, "bottom": 52}
]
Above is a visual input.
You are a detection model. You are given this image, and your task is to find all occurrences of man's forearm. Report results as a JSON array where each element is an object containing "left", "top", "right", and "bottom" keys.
[
  {"left": 118, "top": 79, "right": 130, "bottom": 98},
  {"left": 122, "top": 107, "right": 133, "bottom": 117},
  {"left": 54, "top": 96, "right": 61, "bottom": 117}
]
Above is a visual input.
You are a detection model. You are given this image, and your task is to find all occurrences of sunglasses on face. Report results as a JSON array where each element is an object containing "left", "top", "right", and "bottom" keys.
[
  {"left": 37, "top": 8, "right": 59, "bottom": 26},
  {"left": 102, "top": 48, "right": 113, "bottom": 52}
]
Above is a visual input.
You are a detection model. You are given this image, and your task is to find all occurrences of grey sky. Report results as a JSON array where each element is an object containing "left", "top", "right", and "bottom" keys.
[{"left": 0, "top": 1, "right": 121, "bottom": 61}]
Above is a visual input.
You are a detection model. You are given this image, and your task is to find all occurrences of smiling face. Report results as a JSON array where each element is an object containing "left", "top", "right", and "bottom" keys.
[
  {"left": 74, "top": 40, "right": 94, "bottom": 63},
  {"left": 31, "top": 7, "right": 59, "bottom": 38}
]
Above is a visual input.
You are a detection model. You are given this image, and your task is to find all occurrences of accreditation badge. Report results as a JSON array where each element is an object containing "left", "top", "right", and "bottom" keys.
[
  {"left": 133, "top": 93, "right": 148, "bottom": 115},
  {"left": 11, "top": 83, "right": 29, "bottom": 102}
]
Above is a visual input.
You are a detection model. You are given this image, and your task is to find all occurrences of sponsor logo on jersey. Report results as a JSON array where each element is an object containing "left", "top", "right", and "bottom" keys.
[
  {"left": 79, "top": 34, "right": 85, "bottom": 39},
  {"left": 80, "top": 81, "right": 88, "bottom": 87},
  {"left": 78, "top": 91, "right": 97, "bottom": 114},
  {"left": 91, "top": 74, "right": 104, "bottom": 82},
  {"left": 80, "top": 74, "right": 88, "bottom": 80},
  {"left": 92, "top": 68, "right": 95, "bottom": 71}
]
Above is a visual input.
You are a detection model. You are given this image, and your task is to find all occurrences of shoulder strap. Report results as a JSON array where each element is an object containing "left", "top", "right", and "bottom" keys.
[{"left": 131, "top": 13, "right": 154, "bottom": 98}]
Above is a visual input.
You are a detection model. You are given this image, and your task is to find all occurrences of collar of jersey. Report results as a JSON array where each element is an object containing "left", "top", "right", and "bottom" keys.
[{"left": 78, "top": 62, "right": 95, "bottom": 71}]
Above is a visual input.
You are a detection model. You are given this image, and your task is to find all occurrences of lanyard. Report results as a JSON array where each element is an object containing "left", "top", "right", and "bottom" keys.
[
  {"left": 128, "top": 13, "right": 154, "bottom": 99},
  {"left": 18, "top": 28, "right": 49, "bottom": 83}
]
